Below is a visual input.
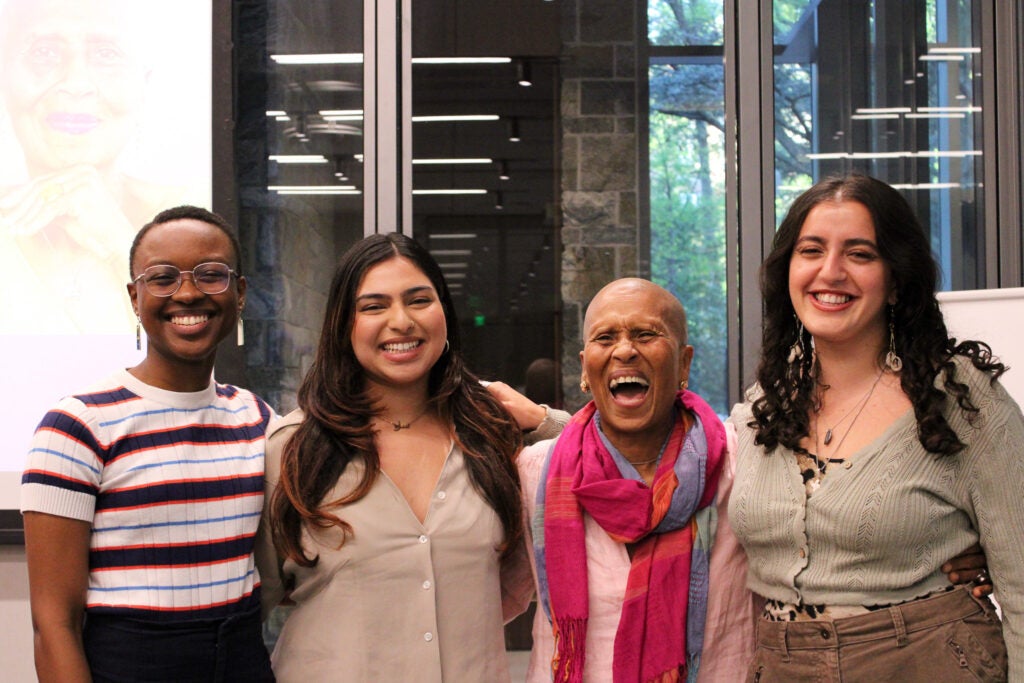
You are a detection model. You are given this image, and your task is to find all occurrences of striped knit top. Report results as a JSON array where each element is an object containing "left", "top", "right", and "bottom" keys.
[
  {"left": 728, "top": 356, "right": 1024, "bottom": 677},
  {"left": 21, "top": 369, "right": 273, "bottom": 622}
]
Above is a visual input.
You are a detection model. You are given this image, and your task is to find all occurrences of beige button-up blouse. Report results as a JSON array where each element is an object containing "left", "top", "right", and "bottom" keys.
[{"left": 255, "top": 410, "right": 534, "bottom": 682}]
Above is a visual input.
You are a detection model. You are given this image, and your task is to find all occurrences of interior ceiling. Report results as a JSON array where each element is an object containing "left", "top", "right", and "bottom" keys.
[{"left": 268, "top": 0, "right": 562, "bottom": 324}]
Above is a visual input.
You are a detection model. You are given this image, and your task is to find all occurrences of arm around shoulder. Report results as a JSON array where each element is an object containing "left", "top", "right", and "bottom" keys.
[{"left": 255, "top": 412, "right": 303, "bottom": 620}]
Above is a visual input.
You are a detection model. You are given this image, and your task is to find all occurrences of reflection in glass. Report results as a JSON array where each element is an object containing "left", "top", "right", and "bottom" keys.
[
  {"left": 410, "top": 2, "right": 559, "bottom": 388},
  {"left": 773, "top": 0, "right": 984, "bottom": 291}
]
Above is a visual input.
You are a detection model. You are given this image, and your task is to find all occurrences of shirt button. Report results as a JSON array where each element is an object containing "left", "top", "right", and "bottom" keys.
[
  {"left": 437, "top": 491, "right": 447, "bottom": 500},
  {"left": 418, "top": 535, "right": 428, "bottom": 543},
  {"left": 799, "top": 548, "right": 807, "bottom": 558},
  {"left": 820, "top": 629, "right": 831, "bottom": 639},
  {"left": 422, "top": 580, "right": 432, "bottom": 590},
  {"left": 424, "top": 632, "right": 434, "bottom": 642}
]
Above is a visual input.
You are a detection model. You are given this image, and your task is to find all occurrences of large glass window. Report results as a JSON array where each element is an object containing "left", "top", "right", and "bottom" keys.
[
  {"left": 411, "top": 1, "right": 561, "bottom": 393},
  {"left": 647, "top": 0, "right": 728, "bottom": 413},
  {"left": 772, "top": 0, "right": 985, "bottom": 291}
]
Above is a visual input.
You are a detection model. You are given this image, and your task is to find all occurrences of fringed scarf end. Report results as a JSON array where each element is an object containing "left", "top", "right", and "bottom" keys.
[{"left": 552, "top": 616, "right": 587, "bottom": 683}]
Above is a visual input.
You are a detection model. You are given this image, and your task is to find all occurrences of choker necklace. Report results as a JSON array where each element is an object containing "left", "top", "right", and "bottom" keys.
[
  {"left": 376, "top": 406, "right": 430, "bottom": 431},
  {"left": 815, "top": 369, "right": 884, "bottom": 456}
]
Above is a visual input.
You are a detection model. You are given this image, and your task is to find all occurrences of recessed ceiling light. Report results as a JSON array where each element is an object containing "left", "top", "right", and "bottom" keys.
[
  {"left": 271, "top": 53, "right": 363, "bottom": 65},
  {"left": 412, "top": 115, "right": 500, "bottom": 122}
]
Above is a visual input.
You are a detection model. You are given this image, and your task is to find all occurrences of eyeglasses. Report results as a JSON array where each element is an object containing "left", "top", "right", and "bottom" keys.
[{"left": 132, "top": 262, "right": 238, "bottom": 297}]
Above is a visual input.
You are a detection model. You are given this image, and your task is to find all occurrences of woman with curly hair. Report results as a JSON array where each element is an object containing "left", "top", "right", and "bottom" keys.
[
  {"left": 255, "top": 232, "right": 564, "bottom": 682},
  {"left": 728, "top": 174, "right": 1022, "bottom": 681}
]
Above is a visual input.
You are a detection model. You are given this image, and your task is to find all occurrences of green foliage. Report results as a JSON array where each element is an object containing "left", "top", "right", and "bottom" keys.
[
  {"left": 646, "top": 0, "right": 815, "bottom": 411},
  {"left": 649, "top": 0, "right": 724, "bottom": 46},
  {"left": 649, "top": 106, "right": 728, "bottom": 412}
]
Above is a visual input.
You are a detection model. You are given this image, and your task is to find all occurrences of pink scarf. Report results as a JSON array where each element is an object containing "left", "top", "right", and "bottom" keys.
[{"left": 542, "top": 391, "right": 725, "bottom": 683}]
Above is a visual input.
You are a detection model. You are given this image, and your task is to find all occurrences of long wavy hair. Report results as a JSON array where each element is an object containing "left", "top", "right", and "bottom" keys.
[
  {"left": 751, "top": 173, "right": 1004, "bottom": 456},
  {"left": 269, "top": 233, "right": 524, "bottom": 566}
]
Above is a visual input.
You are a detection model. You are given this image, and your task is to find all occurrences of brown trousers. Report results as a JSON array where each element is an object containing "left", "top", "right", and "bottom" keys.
[{"left": 747, "top": 586, "right": 1007, "bottom": 682}]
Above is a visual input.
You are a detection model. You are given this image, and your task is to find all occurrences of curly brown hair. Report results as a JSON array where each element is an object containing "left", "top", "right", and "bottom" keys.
[{"left": 751, "top": 174, "right": 1004, "bottom": 456}]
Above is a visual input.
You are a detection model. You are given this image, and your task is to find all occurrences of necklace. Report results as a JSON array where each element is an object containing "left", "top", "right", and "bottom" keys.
[
  {"left": 816, "top": 369, "right": 884, "bottom": 445},
  {"left": 814, "top": 369, "right": 884, "bottom": 458},
  {"left": 375, "top": 406, "right": 431, "bottom": 431},
  {"left": 628, "top": 453, "right": 662, "bottom": 467}
]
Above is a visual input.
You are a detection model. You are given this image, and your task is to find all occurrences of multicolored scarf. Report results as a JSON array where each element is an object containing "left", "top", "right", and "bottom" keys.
[{"left": 533, "top": 391, "right": 725, "bottom": 683}]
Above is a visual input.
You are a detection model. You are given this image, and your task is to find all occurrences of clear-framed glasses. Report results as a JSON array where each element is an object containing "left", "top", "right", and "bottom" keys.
[{"left": 132, "top": 262, "right": 238, "bottom": 297}]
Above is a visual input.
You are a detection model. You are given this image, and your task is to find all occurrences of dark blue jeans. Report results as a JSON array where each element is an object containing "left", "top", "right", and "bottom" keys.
[{"left": 83, "top": 605, "right": 274, "bottom": 682}]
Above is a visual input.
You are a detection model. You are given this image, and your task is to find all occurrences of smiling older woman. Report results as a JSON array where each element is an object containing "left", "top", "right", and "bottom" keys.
[{"left": 515, "top": 278, "right": 755, "bottom": 683}]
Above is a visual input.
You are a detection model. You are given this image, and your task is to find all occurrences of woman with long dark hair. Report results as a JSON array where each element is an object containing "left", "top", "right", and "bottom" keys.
[
  {"left": 730, "top": 174, "right": 1022, "bottom": 680},
  {"left": 256, "top": 232, "right": 559, "bottom": 681}
]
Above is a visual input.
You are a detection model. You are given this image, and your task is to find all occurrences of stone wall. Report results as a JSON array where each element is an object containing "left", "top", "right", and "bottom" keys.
[{"left": 558, "top": 0, "right": 642, "bottom": 411}]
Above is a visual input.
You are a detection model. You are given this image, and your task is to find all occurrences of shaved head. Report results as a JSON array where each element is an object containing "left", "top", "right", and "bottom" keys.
[
  {"left": 579, "top": 277, "right": 694, "bottom": 456},
  {"left": 585, "top": 278, "right": 688, "bottom": 345}
]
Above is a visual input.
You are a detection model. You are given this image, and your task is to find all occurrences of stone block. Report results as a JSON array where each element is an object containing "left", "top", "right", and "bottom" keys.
[
  {"left": 580, "top": 81, "right": 635, "bottom": 117},
  {"left": 562, "top": 45, "right": 616, "bottom": 79},
  {"left": 579, "top": 135, "right": 636, "bottom": 190},
  {"left": 579, "top": 0, "right": 634, "bottom": 42},
  {"left": 615, "top": 44, "right": 636, "bottom": 79},
  {"left": 618, "top": 191, "right": 637, "bottom": 227},
  {"left": 615, "top": 116, "right": 635, "bottom": 134},
  {"left": 562, "top": 245, "right": 617, "bottom": 301},
  {"left": 564, "top": 117, "right": 616, "bottom": 135},
  {"left": 561, "top": 80, "right": 581, "bottom": 118},
  {"left": 562, "top": 191, "right": 616, "bottom": 232}
]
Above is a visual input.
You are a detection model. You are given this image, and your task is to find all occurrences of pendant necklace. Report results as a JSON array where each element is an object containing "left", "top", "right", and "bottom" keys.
[
  {"left": 817, "top": 369, "right": 885, "bottom": 446},
  {"left": 376, "top": 405, "right": 431, "bottom": 431},
  {"left": 815, "top": 369, "right": 884, "bottom": 457}
]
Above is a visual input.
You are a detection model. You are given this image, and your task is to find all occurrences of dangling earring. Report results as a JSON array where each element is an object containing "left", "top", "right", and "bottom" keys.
[
  {"left": 136, "top": 316, "right": 142, "bottom": 351},
  {"left": 885, "top": 315, "right": 903, "bottom": 372},
  {"left": 237, "top": 314, "right": 245, "bottom": 346},
  {"left": 580, "top": 379, "right": 589, "bottom": 393},
  {"left": 787, "top": 318, "right": 805, "bottom": 363}
]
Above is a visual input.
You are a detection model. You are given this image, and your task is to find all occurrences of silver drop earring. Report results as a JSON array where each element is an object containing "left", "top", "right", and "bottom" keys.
[
  {"left": 136, "top": 317, "right": 142, "bottom": 351},
  {"left": 237, "top": 314, "right": 245, "bottom": 346},
  {"left": 885, "top": 317, "right": 902, "bottom": 372},
  {"left": 788, "top": 318, "right": 805, "bottom": 364}
]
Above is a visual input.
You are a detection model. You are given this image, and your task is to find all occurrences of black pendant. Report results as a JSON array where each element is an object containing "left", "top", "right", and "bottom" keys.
[{"left": 824, "top": 429, "right": 833, "bottom": 445}]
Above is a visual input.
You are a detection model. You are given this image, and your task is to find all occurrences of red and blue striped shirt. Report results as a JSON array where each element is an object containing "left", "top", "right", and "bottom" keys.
[{"left": 21, "top": 369, "right": 274, "bottom": 622}]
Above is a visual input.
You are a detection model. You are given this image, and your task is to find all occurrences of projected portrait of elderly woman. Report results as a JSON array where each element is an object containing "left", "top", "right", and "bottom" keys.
[{"left": 0, "top": 0, "right": 204, "bottom": 334}]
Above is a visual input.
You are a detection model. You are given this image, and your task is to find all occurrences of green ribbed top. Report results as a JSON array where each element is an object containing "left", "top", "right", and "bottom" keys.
[{"left": 729, "top": 356, "right": 1024, "bottom": 678}]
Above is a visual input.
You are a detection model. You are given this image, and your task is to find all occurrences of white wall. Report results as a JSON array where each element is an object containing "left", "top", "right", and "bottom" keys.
[
  {"left": 0, "top": 546, "right": 35, "bottom": 682},
  {"left": 937, "top": 287, "right": 1024, "bottom": 405}
]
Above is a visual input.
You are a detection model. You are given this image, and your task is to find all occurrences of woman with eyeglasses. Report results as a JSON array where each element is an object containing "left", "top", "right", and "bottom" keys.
[{"left": 21, "top": 205, "right": 275, "bottom": 682}]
